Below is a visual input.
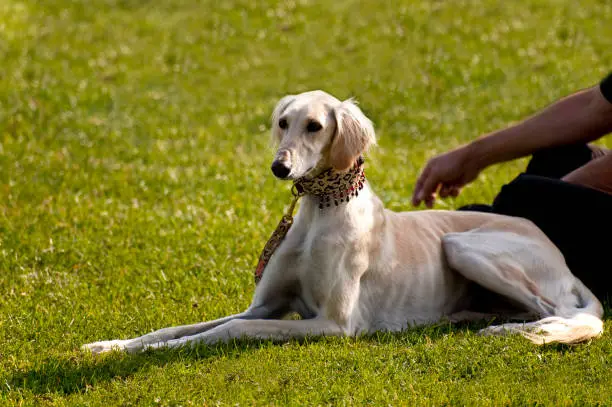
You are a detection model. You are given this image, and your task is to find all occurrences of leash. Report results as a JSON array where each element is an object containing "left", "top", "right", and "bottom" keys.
[
  {"left": 253, "top": 157, "right": 366, "bottom": 285},
  {"left": 254, "top": 183, "right": 303, "bottom": 284}
]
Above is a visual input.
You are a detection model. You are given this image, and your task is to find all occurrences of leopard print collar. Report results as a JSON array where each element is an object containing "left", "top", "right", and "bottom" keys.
[{"left": 293, "top": 156, "right": 365, "bottom": 209}]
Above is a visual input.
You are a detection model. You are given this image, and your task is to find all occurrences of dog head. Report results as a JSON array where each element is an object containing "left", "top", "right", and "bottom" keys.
[{"left": 270, "top": 90, "right": 376, "bottom": 180}]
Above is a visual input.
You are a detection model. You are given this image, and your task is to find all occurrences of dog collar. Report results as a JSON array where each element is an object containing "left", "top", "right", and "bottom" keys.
[
  {"left": 254, "top": 157, "right": 366, "bottom": 284},
  {"left": 294, "top": 156, "right": 366, "bottom": 209}
]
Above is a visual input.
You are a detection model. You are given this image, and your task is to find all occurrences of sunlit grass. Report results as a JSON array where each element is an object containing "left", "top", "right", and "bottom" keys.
[{"left": 1, "top": 0, "right": 611, "bottom": 405}]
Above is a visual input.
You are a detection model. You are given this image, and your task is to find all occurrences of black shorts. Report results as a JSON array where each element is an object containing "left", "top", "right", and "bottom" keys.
[{"left": 459, "top": 143, "right": 612, "bottom": 303}]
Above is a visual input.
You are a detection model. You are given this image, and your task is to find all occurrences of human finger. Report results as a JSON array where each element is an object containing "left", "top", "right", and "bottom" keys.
[
  {"left": 449, "top": 186, "right": 461, "bottom": 197},
  {"left": 439, "top": 184, "right": 453, "bottom": 198},
  {"left": 440, "top": 184, "right": 461, "bottom": 198},
  {"left": 411, "top": 165, "right": 431, "bottom": 206},
  {"left": 424, "top": 194, "right": 435, "bottom": 208},
  {"left": 416, "top": 171, "right": 440, "bottom": 206}
]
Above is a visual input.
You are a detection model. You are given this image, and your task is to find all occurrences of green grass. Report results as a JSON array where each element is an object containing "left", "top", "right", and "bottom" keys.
[{"left": 1, "top": 0, "right": 612, "bottom": 405}]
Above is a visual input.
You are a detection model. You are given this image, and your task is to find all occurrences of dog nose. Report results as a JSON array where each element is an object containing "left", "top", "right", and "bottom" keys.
[{"left": 271, "top": 160, "right": 291, "bottom": 179}]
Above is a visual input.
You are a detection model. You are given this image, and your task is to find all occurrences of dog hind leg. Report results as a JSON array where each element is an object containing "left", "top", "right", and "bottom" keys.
[{"left": 442, "top": 230, "right": 603, "bottom": 345}]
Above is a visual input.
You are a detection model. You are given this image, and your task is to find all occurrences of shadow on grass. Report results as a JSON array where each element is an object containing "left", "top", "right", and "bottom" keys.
[
  {"left": 6, "top": 341, "right": 265, "bottom": 395},
  {"left": 7, "top": 309, "right": 610, "bottom": 395},
  {"left": 5, "top": 323, "right": 475, "bottom": 395}
]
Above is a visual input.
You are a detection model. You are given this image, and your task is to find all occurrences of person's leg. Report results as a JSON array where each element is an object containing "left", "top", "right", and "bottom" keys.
[
  {"left": 524, "top": 143, "right": 594, "bottom": 179},
  {"left": 488, "top": 174, "right": 612, "bottom": 302}
]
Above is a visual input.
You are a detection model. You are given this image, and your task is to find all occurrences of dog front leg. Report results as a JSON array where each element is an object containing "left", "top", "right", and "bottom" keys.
[
  {"left": 148, "top": 272, "right": 365, "bottom": 350},
  {"left": 82, "top": 304, "right": 279, "bottom": 354},
  {"left": 147, "top": 318, "right": 347, "bottom": 350}
]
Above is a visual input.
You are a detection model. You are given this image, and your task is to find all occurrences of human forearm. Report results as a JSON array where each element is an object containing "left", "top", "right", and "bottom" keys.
[
  {"left": 466, "top": 86, "right": 612, "bottom": 170},
  {"left": 411, "top": 74, "right": 612, "bottom": 208}
]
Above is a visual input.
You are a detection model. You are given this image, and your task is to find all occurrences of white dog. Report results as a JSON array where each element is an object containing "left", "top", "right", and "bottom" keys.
[{"left": 83, "top": 90, "right": 603, "bottom": 354}]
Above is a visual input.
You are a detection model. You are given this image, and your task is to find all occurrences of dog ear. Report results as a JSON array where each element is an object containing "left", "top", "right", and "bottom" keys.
[
  {"left": 330, "top": 98, "right": 376, "bottom": 171},
  {"left": 270, "top": 94, "right": 296, "bottom": 144}
]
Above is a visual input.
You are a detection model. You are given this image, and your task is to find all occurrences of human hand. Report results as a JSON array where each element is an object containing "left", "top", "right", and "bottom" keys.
[{"left": 411, "top": 145, "right": 483, "bottom": 208}]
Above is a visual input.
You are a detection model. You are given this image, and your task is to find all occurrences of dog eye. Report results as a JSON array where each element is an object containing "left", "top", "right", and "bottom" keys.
[
  {"left": 278, "top": 118, "right": 288, "bottom": 129},
  {"left": 306, "top": 121, "right": 322, "bottom": 132}
]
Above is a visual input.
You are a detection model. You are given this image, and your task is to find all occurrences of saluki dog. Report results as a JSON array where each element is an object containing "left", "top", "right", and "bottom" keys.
[{"left": 83, "top": 90, "right": 603, "bottom": 354}]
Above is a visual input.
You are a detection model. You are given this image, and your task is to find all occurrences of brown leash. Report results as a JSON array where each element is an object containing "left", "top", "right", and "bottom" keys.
[{"left": 254, "top": 184, "right": 303, "bottom": 284}]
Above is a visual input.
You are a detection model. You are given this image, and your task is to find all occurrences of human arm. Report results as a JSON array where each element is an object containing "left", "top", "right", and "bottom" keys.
[{"left": 412, "top": 73, "right": 612, "bottom": 207}]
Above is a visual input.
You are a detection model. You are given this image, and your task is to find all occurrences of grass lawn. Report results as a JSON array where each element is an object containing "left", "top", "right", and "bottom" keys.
[{"left": 1, "top": 0, "right": 612, "bottom": 405}]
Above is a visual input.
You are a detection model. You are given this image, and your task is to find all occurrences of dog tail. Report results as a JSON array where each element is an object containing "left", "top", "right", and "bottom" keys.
[
  {"left": 480, "top": 281, "right": 604, "bottom": 345},
  {"left": 495, "top": 313, "right": 603, "bottom": 345}
]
